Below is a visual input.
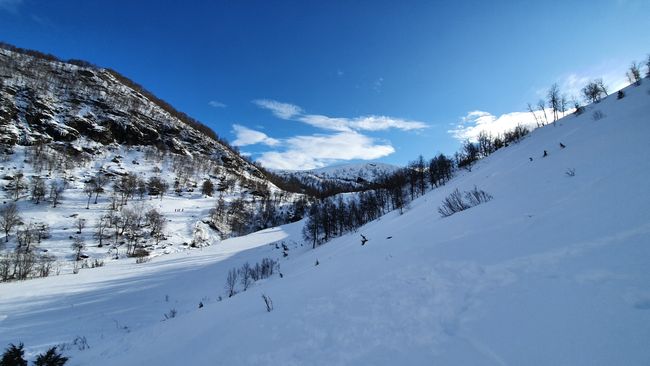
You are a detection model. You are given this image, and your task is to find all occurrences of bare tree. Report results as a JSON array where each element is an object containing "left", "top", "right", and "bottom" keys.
[
  {"left": 49, "top": 180, "right": 64, "bottom": 208},
  {"left": 527, "top": 103, "right": 541, "bottom": 127},
  {"left": 145, "top": 208, "right": 166, "bottom": 244},
  {"left": 627, "top": 62, "right": 642, "bottom": 86},
  {"left": 239, "top": 262, "right": 252, "bottom": 291},
  {"left": 71, "top": 236, "right": 85, "bottom": 261},
  {"left": 0, "top": 203, "right": 21, "bottom": 243},
  {"left": 94, "top": 215, "right": 109, "bottom": 248},
  {"left": 582, "top": 79, "right": 607, "bottom": 104},
  {"left": 84, "top": 181, "right": 94, "bottom": 209},
  {"left": 30, "top": 176, "right": 46, "bottom": 204},
  {"left": 225, "top": 268, "right": 238, "bottom": 297},
  {"left": 92, "top": 173, "right": 108, "bottom": 204},
  {"left": 595, "top": 79, "right": 608, "bottom": 96},
  {"left": 547, "top": 83, "right": 561, "bottom": 122},
  {"left": 76, "top": 218, "right": 86, "bottom": 234},
  {"left": 537, "top": 99, "right": 549, "bottom": 125},
  {"left": 10, "top": 172, "right": 27, "bottom": 201}
]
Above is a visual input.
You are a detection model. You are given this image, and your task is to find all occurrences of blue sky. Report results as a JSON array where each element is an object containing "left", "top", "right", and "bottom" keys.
[{"left": 1, "top": 0, "right": 648, "bottom": 169}]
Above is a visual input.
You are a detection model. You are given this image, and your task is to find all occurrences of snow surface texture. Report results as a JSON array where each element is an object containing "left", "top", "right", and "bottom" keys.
[{"left": 2, "top": 82, "right": 650, "bottom": 365}]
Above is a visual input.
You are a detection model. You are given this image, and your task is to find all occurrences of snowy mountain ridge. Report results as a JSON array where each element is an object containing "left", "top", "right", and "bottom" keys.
[
  {"left": 0, "top": 45, "right": 261, "bottom": 179},
  {"left": 275, "top": 161, "right": 401, "bottom": 192}
]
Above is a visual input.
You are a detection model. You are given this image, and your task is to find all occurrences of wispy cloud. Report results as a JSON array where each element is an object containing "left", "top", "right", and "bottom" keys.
[
  {"left": 254, "top": 98, "right": 428, "bottom": 132},
  {"left": 253, "top": 99, "right": 303, "bottom": 119},
  {"left": 208, "top": 100, "right": 227, "bottom": 108},
  {"left": 246, "top": 98, "right": 426, "bottom": 169},
  {"left": 257, "top": 131, "right": 395, "bottom": 170},
  {"left": 536, "top": 61, "right": 631, "bottom": 101},
  {"left": 0, "top": 0, "right": 22, "bottom": 13},
  {"left": 232, "top": 124, "right": 279, "bottom": 147}
]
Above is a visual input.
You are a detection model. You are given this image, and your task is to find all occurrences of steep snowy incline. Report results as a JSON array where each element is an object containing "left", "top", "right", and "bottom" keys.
[{"left": 2, "top": 81, "right": 650, "bottom": 365}]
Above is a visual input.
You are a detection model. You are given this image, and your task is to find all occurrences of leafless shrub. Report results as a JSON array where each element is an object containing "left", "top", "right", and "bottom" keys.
[
  {"left": 438, "top": 187, "right": 493, "bottom": 218},
  {"left": 163, "top": 308, "right": 177, "bottom": 320},
  {"left": 225, "top": 268, "right": 238, "bottom": 297},
  {"left": 464, "top": 186, "right": 493, "bottom": 206},
  {"left": 592, "top": 110, "right": 605, "bottom": 121},
  {"left": 239, "top": 262, "right": 252, "bottom": 291},
  {"left": 438, "top": 189, "right": 471, "bottom": 217}
]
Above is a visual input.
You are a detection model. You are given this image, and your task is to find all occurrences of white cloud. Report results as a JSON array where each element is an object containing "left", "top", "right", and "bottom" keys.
[
  {"left": 208, "top": 100, "right": 227, "bottom": 108},
  {"left": 536, "top": 61, "right": 632, "bottom": 102},
  {"left": 449, "top": 109, "right": 544, "bottom": 142},
  {"left": 253, "top": 99, "right": 303, "bottom": 119},
  {"left": 297, "top": 114, "right": 353, "bottom": 132},
  {"left": 349, "top": 115, "right": 428, "bottom": 131},
  {"left": 254, "top": 98, "right": 428, "bottom": 132},
  {"left": 257, "top": 131, "right": 395, "bottom": 170},
  {"left": 231, "top": 124, "right": 279, "bottom": 147},
  {"left": 248, "top": 99, "right": 425, "bottom": 169}
]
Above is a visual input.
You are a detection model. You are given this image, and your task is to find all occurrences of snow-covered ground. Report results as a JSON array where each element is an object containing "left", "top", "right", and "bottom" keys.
[
  {"left": 1, "top": 81, "right": 650, "bottom": 365},
  {"left": 0, "top": 143, "right": 295, "bottom": 271}
]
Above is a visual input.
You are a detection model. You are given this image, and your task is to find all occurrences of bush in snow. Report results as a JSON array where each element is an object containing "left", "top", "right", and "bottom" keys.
[
  {"left": 0, "top": 343, "right": 27, "bottom": 366},
  {"left": 592, "top": 110, "right": 605, "bottom": 121},
  {"left": 226, "top": 258, "right": 279, "bottom": 297},
  {"left": 464, "top": 186, "right": 494, "bottom": 206},
  {"left": 163, "top": 308, "right": 177, "bottom": 320},
  {"left": 438, "top": 187, "right": 493, "bottom": 218},
  {"left": 438, "top": 189, "right": 471, "bottom": 217},
  {"left": 225, "top": 268, "right": 238, "bottom": 297},
  {"left": 33, "top": 347, "right": 68, "bottom": 366}
]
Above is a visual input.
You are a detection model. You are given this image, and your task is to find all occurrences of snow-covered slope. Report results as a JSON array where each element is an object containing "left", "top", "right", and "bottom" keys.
[{"left": 2, "top": 81, "right": 650, "bottom": 365}]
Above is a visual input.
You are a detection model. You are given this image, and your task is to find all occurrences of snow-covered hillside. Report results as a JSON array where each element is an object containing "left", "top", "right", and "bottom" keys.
[
  {"left": 2, "top": 81, "right": 650, "bottom": 365},
  {"left": 0, "top": 44, "right": 305, "bottom": 272}
]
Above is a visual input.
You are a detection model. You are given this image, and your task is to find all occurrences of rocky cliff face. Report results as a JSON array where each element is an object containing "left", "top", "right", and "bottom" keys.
[{"left": 0, "top": 45, "right": 262, "bottom": 178}]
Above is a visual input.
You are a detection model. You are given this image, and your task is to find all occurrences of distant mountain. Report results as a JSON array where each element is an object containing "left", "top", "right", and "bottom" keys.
[{"left": 276, "top": 162, "right": 402, "bottom": 192}]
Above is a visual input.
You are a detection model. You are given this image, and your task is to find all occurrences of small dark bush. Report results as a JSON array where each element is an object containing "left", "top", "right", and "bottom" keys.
[
  {"left": 617, "top": 90, "right": 625, "bottom": 99},
  {"left": 34, "top": 347, "right": 68, "bottom": 366},
  {"left": 0, "top": 343, "right": 27, "bottom": 366},
  {"left": 592, "top": 110, "right": 605, "bottom": 121},
  {"left": 163, "top": 308, "right": 177, "bottom": 320}
]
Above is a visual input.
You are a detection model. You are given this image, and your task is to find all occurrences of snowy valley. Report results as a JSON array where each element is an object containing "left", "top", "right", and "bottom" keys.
[{"left": 1, "top": 43, "right": 650, "bottom": 366}]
